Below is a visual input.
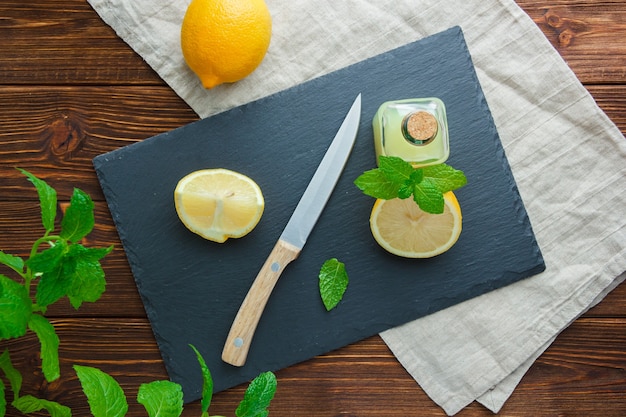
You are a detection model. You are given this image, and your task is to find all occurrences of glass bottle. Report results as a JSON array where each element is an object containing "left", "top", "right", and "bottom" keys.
[{"left": 373, "top": 98, "right": 449, "bottom": 167}]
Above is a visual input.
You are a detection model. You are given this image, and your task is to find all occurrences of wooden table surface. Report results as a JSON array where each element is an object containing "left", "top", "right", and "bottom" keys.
[{"left": 1, "top": 1, "right": 624, "bottom": 416}]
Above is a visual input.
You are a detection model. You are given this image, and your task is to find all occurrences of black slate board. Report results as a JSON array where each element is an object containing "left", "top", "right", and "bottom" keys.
[{"left": 93, "top": 26, "right": 545, "bottom": 402}]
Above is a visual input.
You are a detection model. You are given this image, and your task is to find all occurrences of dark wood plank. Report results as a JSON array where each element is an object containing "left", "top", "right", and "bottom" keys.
[
  {"left": 0, "top": 86, "right": 198, "bottom": 199},
  {"left": 518, "top": 0, "right": 626, "bottom": 83},
  {"left": 0, "top": 0, "right": 161, "bottom": 85},
  {"left": 2, "top": 318, "right": 624, "bottom": 416}
]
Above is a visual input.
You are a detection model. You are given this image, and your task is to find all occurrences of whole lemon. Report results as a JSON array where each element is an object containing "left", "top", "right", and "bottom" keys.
[{"left": 180, "top": 0, "right": 272, "bottom": 89}]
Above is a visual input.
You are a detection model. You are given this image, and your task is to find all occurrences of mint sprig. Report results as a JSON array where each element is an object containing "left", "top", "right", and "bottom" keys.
[
  {"left": 354, "top": 156, "right": 467, "bottom": 214},
  {"left": 0, "top": 169, "right": 113, "bottom": 414}
]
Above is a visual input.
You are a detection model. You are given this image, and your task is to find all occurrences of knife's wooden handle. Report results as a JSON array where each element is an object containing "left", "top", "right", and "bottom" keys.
[{"left": 222, "top": 239, "right": 301, "bottom": 367}]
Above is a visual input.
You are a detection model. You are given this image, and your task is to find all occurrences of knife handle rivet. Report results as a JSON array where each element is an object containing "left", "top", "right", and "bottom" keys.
[
  {"left": 234, "top": 337, "right": 244, "bottom": 348},
  {"left": 271, "top": 262, "right": 280, "bottom": 272}
]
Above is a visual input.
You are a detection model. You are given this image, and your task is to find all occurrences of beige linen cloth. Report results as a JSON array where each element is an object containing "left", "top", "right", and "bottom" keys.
[{"left": 87, "top": 0, "right": 626, "bottom": 414}]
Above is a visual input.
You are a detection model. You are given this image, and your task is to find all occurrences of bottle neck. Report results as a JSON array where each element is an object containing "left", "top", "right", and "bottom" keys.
[{"left": 401, "top": 111, "right": 438, "bottom": 145}]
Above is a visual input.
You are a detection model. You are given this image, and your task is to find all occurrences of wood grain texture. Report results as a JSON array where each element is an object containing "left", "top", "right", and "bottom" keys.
[
  {"left": 0, "top": 0, "right": 624, "bottom": 416},
  {"left": 3, "top": 319, "right": 625, "bottom": 416},
  {"left": 519, "top": 0, "right": 626, "bottom": 83}
]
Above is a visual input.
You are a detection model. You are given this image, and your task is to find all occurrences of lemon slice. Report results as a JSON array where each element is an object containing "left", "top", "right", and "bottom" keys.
[
  {"left": 174, "top": 169, "right": 264, "bottom": 243},
  {"left": 370, "top": 191, "right": 462, "bottom": 258}
]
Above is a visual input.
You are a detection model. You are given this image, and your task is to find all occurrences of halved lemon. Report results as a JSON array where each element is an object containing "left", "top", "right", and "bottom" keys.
[
  {"left": 370, "top": 191, "right": 462, "bottom": 258},
  {"left": 174, "top": 169, "right": 264, "bottom": 243}
]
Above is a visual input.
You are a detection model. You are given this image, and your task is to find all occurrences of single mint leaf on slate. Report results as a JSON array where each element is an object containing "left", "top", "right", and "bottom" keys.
[
  {"left": 1, "top": 349, "right": 23, "bottom": 399},
  {"left": 74, "top": 365, "right": 129, "bottom": 417},
  {"left": 422, "top": 164, "right": 467, "bottom": 193},
  {"left": 354, "top": 168, "right": 400, "bottom": 200},
  {"left": 378, "top": 155, "right": 414, "bottom": 184},
  {"left": 235, "top": 371, "right": 277, "bottom": 417},
  {"left": 0, "top": 251, "right": 24, "bottom": 274},
  {"left": 12, "top": 395, "right": 71, "bottom": 417},
  {"left": 27, "top": 314, "right": 60, "bottom": 382},
  {"left": 318, "top": 258, "right": 349, "bottom": 311},
  {"left": 189, "top": 344, "right": 213, "bottom": 414},
  {"left": 60, "top": 188, "right": 95, "bottom": 242},
  {"left": 18, "top": 169, "right": 58, "bottom": 234},
  {"left": 137, "top": 380, "right": 183, "bottom": 417},
  {"left": 0, "top": 275, "right": 32, "bottom": 340},
  {"left": 413, "top": 180, "right": 445, "bottom": 214}
]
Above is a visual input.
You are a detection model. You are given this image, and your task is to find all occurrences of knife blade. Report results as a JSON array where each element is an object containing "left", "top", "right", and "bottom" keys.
[{"left": 222, "top": 94, "right": 362, "bottom": 366}]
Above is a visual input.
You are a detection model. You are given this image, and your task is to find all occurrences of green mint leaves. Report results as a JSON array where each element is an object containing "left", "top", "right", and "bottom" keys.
[
  {"left": 74, "top": 365, "right": 129, "bottom": 417},
  {"left": 354, "top": 156, "right": 467, "bottom": 214},
  {"left": 0, "top": 274, "right": 32, "bottom": 340},
  {"left": 12, "top": 395, "right": 71, "bottom": 417},
  {"left": 18, "top": 168, "right": 57, "bottom": 233},
  {"left": 27, "top": 315, "right": 60, "bottom": 382},
  {"left": 235, "top": 371, "right": 278, "bottom": 417},
  {"left": 190, "top": 344, "right": 213, "bottom": 416},
  {"left": 318, "top": 258, "right": 349, "bottom": 311},
  {"left": 137, "top": 380, "right": 184, "bottom": 417},
  {"left": 0, "top": 169, "right": 112, "bottom": 406},
  {"left": 73, "top": 347, "right": 277, "bottom": 417}
]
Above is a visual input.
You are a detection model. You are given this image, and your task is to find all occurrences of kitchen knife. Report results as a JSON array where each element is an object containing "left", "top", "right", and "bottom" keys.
[{"left": 222, "top": 94, "right": 362, "bottom": 366}]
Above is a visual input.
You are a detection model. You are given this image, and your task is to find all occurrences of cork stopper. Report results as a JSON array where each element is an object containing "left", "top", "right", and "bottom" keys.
[{"left": 402, "top": 111, "right": 438, "bottom": 144}]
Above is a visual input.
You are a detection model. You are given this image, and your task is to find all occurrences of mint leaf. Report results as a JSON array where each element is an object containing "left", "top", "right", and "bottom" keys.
[
  {"left": 1, "top": 378, "right": 5, "bottom": 417},
  {"left": 67, "top": 260, "right": 106, "bottom": 309},
  {"left": 30, "top": 242, "right": 111, "bottom": 309},
  {"left": 137, "top": 380, "right": 183, "bottom": 417},
  {"left": 13, "top": 395, "right": 71, "bottom": 417},
  {"left": 0, "top": 251, "right": 24, "bottom": 275},
  {"left": 412, "top": 180, "right": 445, "bottom": 214},
  {"left": 27, "top": 314, "right": 60, "bottom": 382},
  {"left": 379, "top": 156, "right": 414, "bottom": 184},
  {"left": 235, "top": 371, "right": 277, "bottom": 417},
  {"left": 35, "top": 260, "right": 74, "bottom": 308},
  {"left": 318, "top": 258, "right": 349, "bottom": 311},
  {"left": 1, "top": 349, "right": 23, "bottom": 400},
  {"left": 68, "top": 244, "right": 113, "bottom": 263},
  {"left": 74, "top": 365, "right": 129, "bottom": 417},
  {"left": 354, "top": 168, "right": 400, "bottom": 200},
  {"left": 60, "top": 188, "right": 95, "bottom": 242},
  {"left": 65, "top": 244, "right": 111, "bottom": 309},
  {"left": 189, "top": 344, "right": 213, "bottom": 414},
  {"left": 18, "top": 169, "right": 58, "bottom": 233},
  {"left": 422, "top": 164, "right": 467, "bottom": 193},
  {"left": 0, "top": 275, "right": 32, "bottom": 340},
  {"left": 26, "top": 241, "right": 68, "bottom": 275}
]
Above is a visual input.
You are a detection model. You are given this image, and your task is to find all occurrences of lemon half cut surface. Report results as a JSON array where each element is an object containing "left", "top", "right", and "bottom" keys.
[
  {"left": 174, "top": 169, "right": 265, "bottom": 243},
  {"left": 370, "top": 191, "right": 462, "bottom": 258}
]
